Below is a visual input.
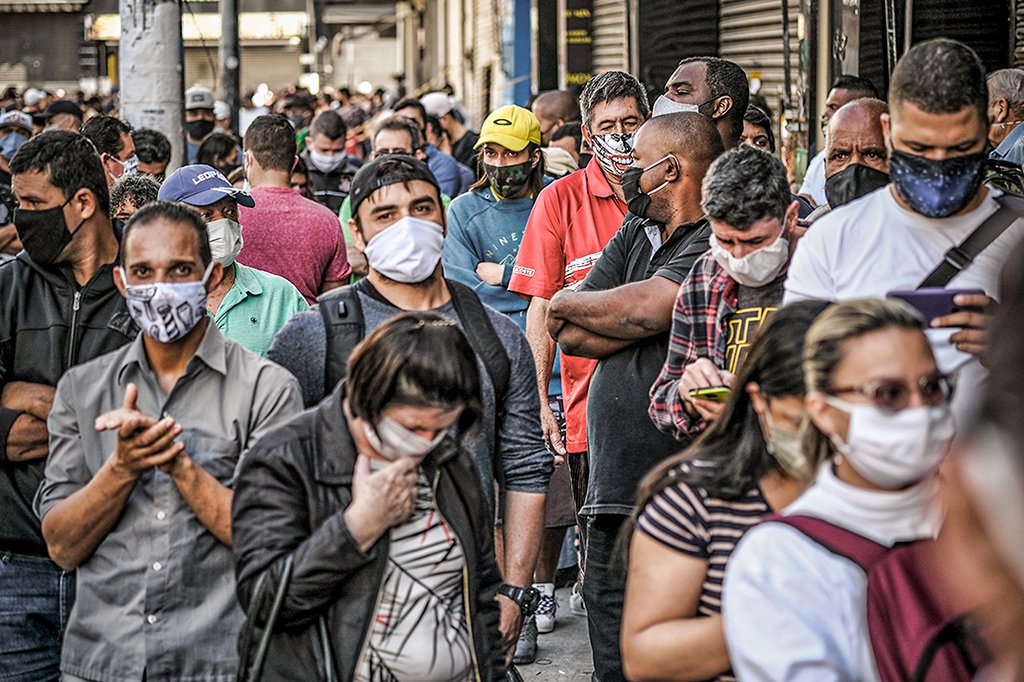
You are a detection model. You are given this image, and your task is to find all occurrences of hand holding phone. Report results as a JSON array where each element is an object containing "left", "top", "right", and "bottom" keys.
[
  {"left": 886, "top": 288, "right": 985, "bottom": 324},
  {"left": 687, "top": 386, "right": 732, "bottom": 403}
]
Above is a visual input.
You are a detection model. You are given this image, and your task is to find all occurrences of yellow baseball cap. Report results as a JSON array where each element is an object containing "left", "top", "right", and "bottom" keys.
[{"left": 474, "top": 105, "right": 542, "bottom": 152}]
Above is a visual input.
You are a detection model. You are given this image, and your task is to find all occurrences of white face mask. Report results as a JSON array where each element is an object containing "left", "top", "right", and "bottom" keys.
[
  {"left": 826, "top": 397, "right": 956, "bottom": 488},
  {"left": 364, "top": 416, "right": 447, "bottom": 460},
  {"left": 589, "top": 132, "right": 636, "bottom": 178},
  {"left": 206, "top": 218, "right": 244, "bottom": 267},
  {"left": 709, "top": 230, "right": 789, "bottom": 288},
  {"left": 760, "top": 409, "right": 815, "bottom": 480},
  {"left": 120, "top": 262, "right": 214, "bottom": 344},
  {"left": 309, "top": 148, "right": 346, "bottom": 174},
  {"left": 652, "top": 95, "right": 699, "bottom": 118},
  {"left": 363, "top": 216, "right": 444, "bottom": 284}
]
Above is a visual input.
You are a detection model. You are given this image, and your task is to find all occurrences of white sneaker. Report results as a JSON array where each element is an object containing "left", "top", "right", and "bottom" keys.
[
  {"left": 533, "top": 582, "right": 556, "bottom": 633},
  {"left": 569, "top": 581, "right": 586, "bottom": 617}
]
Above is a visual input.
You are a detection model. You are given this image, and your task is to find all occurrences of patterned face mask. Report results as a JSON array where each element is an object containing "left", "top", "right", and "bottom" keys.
[
  {"left": 120, "top": 262, "right": 214, "bottom": 343},
  {"left": 589, "top": 132, "right": 636, "bottom": 178},
  {"left": 484, "top": 159, "right": 533, "bottom": 197},
  {"left": 888, "top": 148, "right": 987, "bottom": 218}
]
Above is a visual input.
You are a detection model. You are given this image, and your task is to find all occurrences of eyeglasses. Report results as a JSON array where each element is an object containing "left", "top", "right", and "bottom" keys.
[{"left": 826, "top": 372, "right": 956, "bottom": 411}]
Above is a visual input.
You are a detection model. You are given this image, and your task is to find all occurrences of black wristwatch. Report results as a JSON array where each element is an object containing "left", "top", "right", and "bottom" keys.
[{"left": 498, "top": 583, "right": 541, "bottom": 616}]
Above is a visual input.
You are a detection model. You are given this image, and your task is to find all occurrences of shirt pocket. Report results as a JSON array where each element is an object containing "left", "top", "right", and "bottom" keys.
[{"left": 185, "top": 433, "right": 242, "bottom": 487}]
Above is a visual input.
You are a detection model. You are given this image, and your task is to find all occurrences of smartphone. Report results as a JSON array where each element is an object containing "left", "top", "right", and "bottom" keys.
[
  {"left": 688, "top": 386, "right": 732, "bottom": 403},
  {"left": 886, "top": 288, "right": 985, "bottom": 323}
]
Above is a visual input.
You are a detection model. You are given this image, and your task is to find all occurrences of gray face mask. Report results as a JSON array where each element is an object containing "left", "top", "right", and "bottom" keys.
[{"left": 760, "top": 409, "right": 815, "bottom": 481}]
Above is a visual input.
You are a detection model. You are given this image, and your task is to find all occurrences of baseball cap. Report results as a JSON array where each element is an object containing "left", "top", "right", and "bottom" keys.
[
  {"left": 348, "top": 154, "right": 441, "bottom": 216},
  {"left": 23, "top": 88, "right": 46, "bottom": 107},
  {"left": 0, "top": 110, "right": 33, "bottom": 134},
  {"left": 421, "top": 91, "right": 456, "bottom": 118},
  {"left": 185, "top": 86, "right": 215, "bottom": 111},
  {"left": 474, "top": 105, "right": 541, "bottom": 153},
  {"left": 158, "top": 164, "right": 255, "bottom": 208},
  {"left": 38, "top": 99, "right": 83, "bottom": 121},
  {"left": 213, "top": 100, "right": 230, "bottom": 121}
]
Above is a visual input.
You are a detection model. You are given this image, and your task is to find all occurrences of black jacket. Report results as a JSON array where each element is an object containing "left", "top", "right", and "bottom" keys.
[
  {"left": 232, "top": 385, "right": 505, "bottom": 682},
  {"left": 0, "top": 253, "right": 136, "bottom": 554},
  {"left": 300, "top": 149, "right": 363, "bottom": 214}
]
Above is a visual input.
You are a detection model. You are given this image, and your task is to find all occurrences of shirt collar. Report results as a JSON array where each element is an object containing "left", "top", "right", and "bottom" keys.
[
  {"left": 993, "top": 123, "right": 1024, "bottom": 158},
  {"left": 230, "top": 263, "right": 264, "bottom": 297},
  {"left": 116, "top": 320, "right": 228, "bottom": 384},
  {"left": 584, "top": 156, "right": 619, "bottom": 199}
]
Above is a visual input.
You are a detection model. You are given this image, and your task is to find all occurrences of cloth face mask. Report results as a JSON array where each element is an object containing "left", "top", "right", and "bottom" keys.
[
  {"left": 13, "top": 198, "right": 82, "bottom": 266},
  {"left": 621, "top": 154, "right": 675, "bottom": 219},
  {"left": 888, "top": 148, "right": 987, "bottom": 218},
  {"left": 120, "top": 262, "right": 214, "bottom": 344},
  {"left": 485, "top": 159, "right": 534, "bottom": 197},
  {"left": 709, "top": 231, "right": 789, "bottom": 288},
  {"left": 824, "top": 163, "right": 890, "bottom": 208},
  {"left": 309, "top": 149, "right": 348, "bottom": 174},
  {"left": 363, "top": 216, "right": 444, "bottom": 284},
  {"left": 364, "top": 416, "right": 447, "bottom": 460},
  {"left": 590, "top": 132, "right": 636, "bottom": 178}
]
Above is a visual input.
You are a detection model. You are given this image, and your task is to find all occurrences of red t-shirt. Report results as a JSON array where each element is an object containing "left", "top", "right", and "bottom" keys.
[
  {"left": 238, "top": 187, "right": 351, "bottom": 304},
  {"left": 509, "top": 159, "right": 627, "bottom": 452}
]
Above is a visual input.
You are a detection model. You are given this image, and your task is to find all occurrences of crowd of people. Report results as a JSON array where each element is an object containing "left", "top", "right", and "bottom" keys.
[{"left": 2, "top": 35, "right": 1024, "bottom": 682}]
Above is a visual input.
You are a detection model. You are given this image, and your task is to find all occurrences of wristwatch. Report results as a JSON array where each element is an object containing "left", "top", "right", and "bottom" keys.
[{"left": 498, "top": 583, "right": 541, "bottom": 616}]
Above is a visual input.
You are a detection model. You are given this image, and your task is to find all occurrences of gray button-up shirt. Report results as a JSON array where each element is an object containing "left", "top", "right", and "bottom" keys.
[{"left": 36, "top": 322, "right": 303, "bottom": 682}]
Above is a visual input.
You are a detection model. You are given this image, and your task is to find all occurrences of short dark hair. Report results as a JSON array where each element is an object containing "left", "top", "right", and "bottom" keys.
[
  {"left": 678, "top": 56, "right": 750, "bottom": 146},
  {"left": 831, "top": 74, "right": 880, "bottom": 99},
  {"left": 550, "top": 121, "right": 583, "bottom": 151},
  {"left": 346, "top": 311, "right": 482, "bottom": 439},
  {"left": 702, "top": 145, "right": 791, "bottom": 227},
  {"left": 310, "top": 110, "right": 347, "bottom": 141},
  {"left": 579, "top": 71, "right": 650, "bottom": 125},
  {"left": 393, "top": 98, "right": 428, "bottom": 128},
  {"left": 81, "top": 115, "right": 133, "bottom": 157},
  {"left": 110, "top": 174, "right": 160, "bottom": 216},
  {"left": 10, "top": 130, "right": 110, "bottom": 215},
  {"left": 196, "top": 132, "right": 240, "bottom": 167},
  {"left": 132, "top": 128, "right": 171, "bottom": 165},
  {"left": 743, "top": 105, "right": 776, "bottom": 153},
  {"left": 373, "top": 115, "right": 423, "bottom": 150},
  {"left": 121, "top": 200, "right": 211, "bottom": 267},
  {"left": 889, "top": 38, "right": 987, "bottom": 117},
  {"left": 243, "top": 114, "right": 296, "bottom": 172}
]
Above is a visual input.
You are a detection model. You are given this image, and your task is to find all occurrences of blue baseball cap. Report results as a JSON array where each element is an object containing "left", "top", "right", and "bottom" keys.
[{"left": 158, "top": 164, "right": 255, "bottom": 208}]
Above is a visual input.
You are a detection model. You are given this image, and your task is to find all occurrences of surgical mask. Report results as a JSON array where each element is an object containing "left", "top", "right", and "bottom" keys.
[
  {"left": 485, "top": 158, "right": 533, "bottom": 197},
  {"left": 824, "top": 163, "right": 890, "bottom": 208},
  {"left": 826, "top": 397, "right": 955, "bottom": 488},
  {"left": 889, "top": 148, "right": 987, "bottom": 218},
  {"left": 288, "top": 112, "right": 308, "bottom": 129},
  {"left": 120, "top": 262, "right": 214, "bottom": 344},
  {"left": 364, "top": 416, "right": 447, "bottom": 460},
  {"left": 119, "top": 154, "right": 140, "bottom": 179},
  {"left": 621, "top": 154, "right": 674, "bottom": 219},
  {"left": 0, "top": 131, "right": 28, "bottom": 160},
  {"left": 709, "top": 231, "right": 789, "bottom": 288},
  {"left": 308, "top": 148, "right": 347, "bottom": 174},
  {"left": 652, "top": 95, "right": 699, "bottom": 118},
  {"left": 206, "top": 218, "right": 244, "bottom": 267},
  {"left": 760, "top": 409, "right": 814, "bottom": 480},
  {"left": 590, "top": 132, "right": 636, "bottom": 178},
  {"left": 186, "top": 119, "right": 215, "bottom": 141},
  {"left": 363, "top": 216, "right": 444, "bottom": 284},
  {"left": 14, "top": 198, "right": 83, "bottom": 266}
]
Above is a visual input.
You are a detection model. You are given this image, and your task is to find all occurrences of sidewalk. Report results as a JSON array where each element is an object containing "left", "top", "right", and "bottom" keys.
[{"left": 515, "top": 585, "right": 594, "bottom": 680}]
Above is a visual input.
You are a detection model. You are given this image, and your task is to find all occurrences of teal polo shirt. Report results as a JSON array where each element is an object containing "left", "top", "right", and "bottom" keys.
[{"left": 214, "top": 263, "right": 309, "bottom": 355}]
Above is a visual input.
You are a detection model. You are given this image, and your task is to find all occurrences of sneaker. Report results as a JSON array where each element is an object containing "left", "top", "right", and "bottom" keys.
[
  {"left": 513, "top": 616, "right": 538, "bottom": 665},
  {"left": 569, "top": 581, "right": 587, "bottom": 617},
  {"left": 533, "top": 582, "right": 557, "bottom": 633}
]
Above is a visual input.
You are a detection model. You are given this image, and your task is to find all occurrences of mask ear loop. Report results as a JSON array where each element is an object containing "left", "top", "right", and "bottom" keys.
[{"left": 643, "top": 154, "right": 679, "bottom": 196}]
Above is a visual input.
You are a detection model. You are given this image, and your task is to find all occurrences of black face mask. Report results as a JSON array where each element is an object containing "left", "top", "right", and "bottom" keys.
[
  {"left": 14, "top": 197, "right": 82, "bottom": 266},
  {"left": 824, "top": 163, "right": 891, "bottom": 208},
  {"left": 112, "top": 217, "right": 127, "bottom": 241},
  {"left": 186, "top": 119, "right": 215, "bottom": 141},
  {"left": 621, "top": 155, "right": 675, "bottom": 220}
]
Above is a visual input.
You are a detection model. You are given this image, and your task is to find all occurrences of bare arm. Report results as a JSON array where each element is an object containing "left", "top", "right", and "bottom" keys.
[
  {"left": 548, "top": 276, "right": 681, "bottom": 340},
  {"left": 346, "top": 244, "right": 369, "bottom": 277},
  {"left": 554, "top": 323, "right": 634, "bottom": 359},
  {"left": 498, "top": 490, "right": 547, "bottom": 662},
  {"left": 525, "top": 297, "right": 565, "bottom": 455}
]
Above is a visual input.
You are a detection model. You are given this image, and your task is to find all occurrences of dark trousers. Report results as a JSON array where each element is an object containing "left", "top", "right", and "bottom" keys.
[
  {"left": 0, "top": 552, "right": 74, "bottom": 682},
  {"left": 581, "top": 514, "right": 628, "bottom": 682}
]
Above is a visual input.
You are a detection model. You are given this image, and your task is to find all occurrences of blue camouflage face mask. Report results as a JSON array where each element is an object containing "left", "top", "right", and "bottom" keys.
[
  {"left": 0, "top": 131, "right": 28, "bottom": 161},
  {"left": 888, "top": 148, "right": 988, "bottom": 218}
]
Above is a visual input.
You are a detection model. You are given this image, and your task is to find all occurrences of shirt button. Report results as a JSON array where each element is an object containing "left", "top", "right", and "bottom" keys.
[
  {"left": 147, "top": 614, "right": 157, "bottom": 624},
  {"left": 153, "top": 562, "right": 162, "bottom": 571},
  {"left": 156, "top": 511, "right": 166, "bottom": 520}
]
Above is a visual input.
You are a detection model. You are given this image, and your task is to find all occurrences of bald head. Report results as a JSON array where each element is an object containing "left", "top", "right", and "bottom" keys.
[
  {"left": 825, "top": 98, "right": 889, "bottom": 178},
  {"left": 641, "top": 111, "right": 725, "bottom": 173},
  {"left": 532, "top": 90, "right": 580, "bottom": 145}
]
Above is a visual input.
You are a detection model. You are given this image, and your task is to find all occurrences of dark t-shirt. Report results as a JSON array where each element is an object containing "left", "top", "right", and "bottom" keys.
[
  {"left": 451, "top": 130, "right": 480, "bottom": 172},
  {"left": 723, "top": 278, "right": 785, "bottom": 374},
  {"left": 580, "top": 214, "right": 713, "bottom": 517}
]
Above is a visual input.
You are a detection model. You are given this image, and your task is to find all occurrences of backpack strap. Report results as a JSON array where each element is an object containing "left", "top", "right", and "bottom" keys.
[
  {"left": 918, "top": 193, "right": 1024, "bottom": 289},
  {"left": 445, "top": 278, "right": 511, "bottom": 422},
  {"left": 318, "top": 283, "right": 367, "bottom": 397},
  {"left": 769, "top": 514, "right": 891, "bottom": 573}
]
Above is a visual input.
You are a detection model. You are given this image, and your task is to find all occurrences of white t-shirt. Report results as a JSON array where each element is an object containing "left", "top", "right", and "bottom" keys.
[
  {"left": 798, "top": 149, "right": 827, "bottom": 206},
  {"left": 723, "top": 465, "right": 940, "bottom": 682},
  {"left": 784, "top": 185, "right": 1024, "bottom": 419}
]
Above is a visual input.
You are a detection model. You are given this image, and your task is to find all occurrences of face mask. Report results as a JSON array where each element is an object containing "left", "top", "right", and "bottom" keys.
[
  {"left": 621, "top": 154, "right": 674, "bottom": 219},
  {"left": 652, "top": 95, "right": 699, "bottom": 118},
  {"left": 760, "top": 409, "right": 815, "bottom": 480},
  {"left": 485, "top": 158, "right": 533, "bottom": 197},
  {"left": 824, "top": 163, "right": 890, "bottom": 208},
  {"left": 826, "top": 397, "right": 955, "bottom": 488},
  {"left": 206, "top": 218, "right": 244, "bottom": 267},
  {"left": 186, "top": 119, "right": 215, "bottom": 141},
  {"left": 119, "top": 154, "right": 140, "bottom": 179},
  {"left": 288, "top": 112, "right": 308, "bottom": 129},
  {"left": 0, "top": 131, "right": 28, "bottom": 160},
  {"left": 363, "top": 416, "right": 447, "bottom": 460},
  {"left": 14, "top": 198, "right": 83, "bottom": 266},
  {"left": 363, "top": 215, "right": 444, "bottom": 284},
  {"left": 589, "top": 132, "right": 636, "bottom": 178},
  {"left": 889, "top": 148, "right": 987, "bottom": 218},
  {"left": 709, "top": 231, "right": 789, "bottom": 288},
  {"left": 309, "top": 148, "right": 347, "bottom": 174},
  {"left": 120, "top": 262, "right": 214, "bottom": 344}
]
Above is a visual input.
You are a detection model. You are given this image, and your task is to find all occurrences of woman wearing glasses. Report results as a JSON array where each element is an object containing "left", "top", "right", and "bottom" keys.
[{"left": 723, "top": 298, "right": 957, "bottom": 681}]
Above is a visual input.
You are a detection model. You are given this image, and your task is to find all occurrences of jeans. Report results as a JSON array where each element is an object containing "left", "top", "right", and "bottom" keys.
[
  {"left": 581, "top": 514, "right": 628, "bottom": 682},
  {"left": 0, "top": 552, "right": 75, "bottom": 682}
]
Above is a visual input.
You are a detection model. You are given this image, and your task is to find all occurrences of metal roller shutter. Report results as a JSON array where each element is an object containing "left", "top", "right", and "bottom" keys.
[
  {"left": 592, "top": 0, "right": 628, "bottom": 72},
  {"left": 185, "top": 46, "right": 303, "bottom": 92},
  {"left": 718, "top": 0, "right": 800, "bottom": 119},
  {"left": 637, "top": 0, "right": 718, "bottom": 102}
]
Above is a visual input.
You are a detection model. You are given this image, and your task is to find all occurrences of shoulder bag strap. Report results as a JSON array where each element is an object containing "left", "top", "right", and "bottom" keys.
[
  {"left": 769, "top": 514, "right": 890, "bottom": 572},
  {"left": 238, "top": 553, "right": 295, "bottom": 682}
]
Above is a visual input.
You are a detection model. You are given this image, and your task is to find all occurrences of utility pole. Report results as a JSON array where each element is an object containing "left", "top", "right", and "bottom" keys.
[
  {"left": 219, "top": 0, "right": 240, "bottom": 133},
  {"left": 119, "top": 0, "right": 185, "bottom": 171}
]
